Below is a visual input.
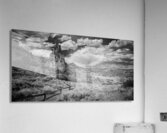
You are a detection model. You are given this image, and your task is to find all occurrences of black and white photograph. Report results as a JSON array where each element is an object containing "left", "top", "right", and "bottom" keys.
[
  {"left": 2, "top": 0, "right": 167, "bottom": 132},
  {"left": 11, "top": 29, "right": 134, "bottom": 102}
]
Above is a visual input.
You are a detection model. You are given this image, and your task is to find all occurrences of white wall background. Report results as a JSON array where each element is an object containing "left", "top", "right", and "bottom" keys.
[
  {"left": 145, "top": 0, "right": 167, "bottom": 132},
  {"left": 0, "top": 0, "right": 144, "bottom": 133}
]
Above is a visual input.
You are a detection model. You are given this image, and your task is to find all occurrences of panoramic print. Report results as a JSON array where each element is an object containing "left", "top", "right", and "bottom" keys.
[{"left": 11, "top": 29, "right": 134, "bottom": 102}]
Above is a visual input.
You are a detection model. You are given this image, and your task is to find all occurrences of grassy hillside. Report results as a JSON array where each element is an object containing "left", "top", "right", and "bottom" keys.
[{"left": 12, "top": 66, "right": 133, "bottom": 102}]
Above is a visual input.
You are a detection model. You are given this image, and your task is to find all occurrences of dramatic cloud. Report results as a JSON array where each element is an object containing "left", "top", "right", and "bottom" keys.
[
  {"left": 65, "top": 47, "right": 106, "bottom": 67},
  {"left": 116, "top": 48, "right": 130, "bottom": 53},
  {"left": 60, "top": 40, "right": 77, "bottom": 50},
  {"left": 11, "top": 32, "right": 24, "bottom": 41},
  {"left": 26, "top": 37, "right": 42, "bottom": 43},
  {"left": 77, "top": 38, "right": 103, "bottom": 47},
  {"left": 105, "top": 49, "right": 133, "bottom": 63},
  {"left": 108, "top": 40, "right": 133, "bottom": 49},
  {"left": 30, "top": 49, "right": 52, "bottom": 58},
  {"left": 77, "top": 38, "right": 86, "bottom": 46},
  {"left": 60, "top": 35, "right": 71, "bottom": 42},
  {"left": 27, "top": 42, "right": 43, "bottom": 48},
  {"left": 16, "top": 39, "right": 52, "bottom": 58},
  {"left": 18, "top": 41, "right": 31, "bottom": 51},
  {"left": 83, "top": 47, "right": 105, "bottom": 55},
  {"left": 50, "top": 33, "right": 58, "bottom": 38},
  {"left": 43, "top": 42, "right": 55, "bottom": 48},
  {"left": 108, "top": 40, "right": 118, "bottom": 48}
]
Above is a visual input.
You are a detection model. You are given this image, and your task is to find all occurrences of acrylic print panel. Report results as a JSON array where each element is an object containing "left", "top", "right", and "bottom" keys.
[{"left": 11, "top": 29, "right": 134, "bottom": 102}]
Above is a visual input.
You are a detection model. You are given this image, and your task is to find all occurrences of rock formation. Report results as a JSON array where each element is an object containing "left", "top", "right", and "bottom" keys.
[{"left": 45, "top": 34, "right": 76, "bottom": 81}]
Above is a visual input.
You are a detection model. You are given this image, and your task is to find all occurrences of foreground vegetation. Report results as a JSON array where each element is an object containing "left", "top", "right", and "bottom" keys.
[{"left": 12, "top": 66, "right": 133, "bottom": 102}]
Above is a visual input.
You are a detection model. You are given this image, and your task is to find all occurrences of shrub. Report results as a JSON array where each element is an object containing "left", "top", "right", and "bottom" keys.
[{"left": 122, "top": 79, "right": 133, "bottom": 88}]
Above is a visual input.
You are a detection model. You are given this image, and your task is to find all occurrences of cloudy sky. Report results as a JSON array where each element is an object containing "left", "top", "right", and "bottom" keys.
[{"left": 11, "top": 29, "right": 133, "bottom": 68}]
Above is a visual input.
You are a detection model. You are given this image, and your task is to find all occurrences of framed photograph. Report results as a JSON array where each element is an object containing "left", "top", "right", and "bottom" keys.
[{"left": 11, "top": 29, "right": 134, "bottom": 102}]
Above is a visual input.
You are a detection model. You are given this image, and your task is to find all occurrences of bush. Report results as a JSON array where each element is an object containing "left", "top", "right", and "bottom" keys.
[{"left": 122, "top": 79, "right": 133, "bottom": 88}]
